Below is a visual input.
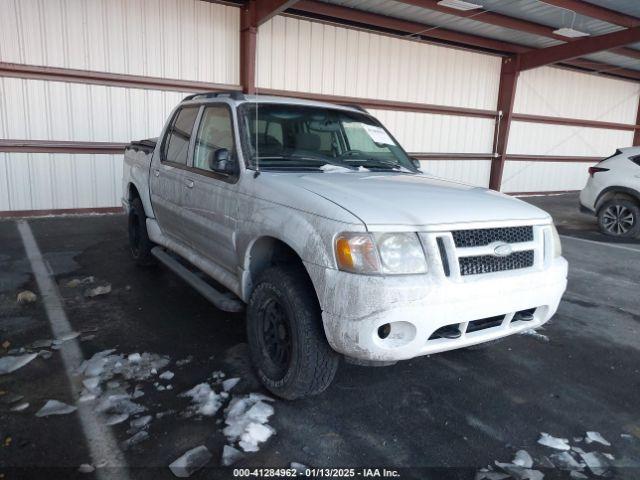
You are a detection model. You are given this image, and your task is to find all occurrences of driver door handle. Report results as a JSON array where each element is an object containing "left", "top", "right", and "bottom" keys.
[
  {"left": 154, "top": 169, "right": 160, "bottom": 177},
  {"left": 185, "top": 179, "right": 194, "bottom": 189}
]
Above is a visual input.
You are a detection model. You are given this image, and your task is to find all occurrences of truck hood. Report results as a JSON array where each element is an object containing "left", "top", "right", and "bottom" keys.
[{"left": 295, "top": 172, "right": 551, "bottom": 228}]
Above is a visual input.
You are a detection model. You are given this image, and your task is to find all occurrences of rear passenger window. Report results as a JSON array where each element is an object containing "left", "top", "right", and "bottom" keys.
[{"left": 162, "top": 107, "right": 199, "bottom": 165}]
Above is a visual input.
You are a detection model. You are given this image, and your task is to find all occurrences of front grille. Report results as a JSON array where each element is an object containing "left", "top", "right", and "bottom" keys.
[
  {"left": 459, "top": 250, "right": 534, "bottom": 276},
  {"left": 452, "top": 226, "right": 533, "bottom": 248}
]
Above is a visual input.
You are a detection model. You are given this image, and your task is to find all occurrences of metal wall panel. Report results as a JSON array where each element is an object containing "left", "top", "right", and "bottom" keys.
[
  {"left": 501, "top": 161, "right": 597, "bottom": 193},
  {"left": 419, "top": 160, "right": 492, "bottom": 188},
  {"left": 256, "top": 15, "right": 502, "bottom": 110},
  {"left": 0, "top": 152, "right": 123, "bottom": 211},
  {"left": 0, "top": 0, "right": 240, "bottom": 85},
  {"left": 508, "top": 121, "right": 633, "bottom": 157},
  {"left": 0, "top": 77, "right": 189, "bottom": 142},
  {"left": 514, "top": 66, "right": 640, "bottom": 124}
]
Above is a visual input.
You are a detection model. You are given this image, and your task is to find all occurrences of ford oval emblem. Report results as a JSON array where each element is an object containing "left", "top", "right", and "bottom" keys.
[{"left": 493, "top": 243, "right": 513, "bottom": 257}]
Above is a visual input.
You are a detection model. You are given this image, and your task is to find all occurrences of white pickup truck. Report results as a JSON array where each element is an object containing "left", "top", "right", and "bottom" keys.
[{"left": 122, "top": 92, "right": 568, "bottom": 399}]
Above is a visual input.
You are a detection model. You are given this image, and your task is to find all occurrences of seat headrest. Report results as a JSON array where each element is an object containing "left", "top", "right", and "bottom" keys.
[{"left": 295, "top": 132, "right": 321, "bottom": 151}]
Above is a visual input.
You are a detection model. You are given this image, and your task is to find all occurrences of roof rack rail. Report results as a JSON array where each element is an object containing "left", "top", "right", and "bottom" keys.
[
  {"left": 341, "top": 103, "right": 368, "bottom": 113},
  {"left": 182, "top": 91, "right": 245, "bottom": 102}
]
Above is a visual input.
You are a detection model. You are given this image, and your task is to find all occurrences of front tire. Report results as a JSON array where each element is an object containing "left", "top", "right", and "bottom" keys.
[
  {"left": 128, "top": 197, "right": 156, "bottom": 266},
  {"left": 247, "top": 265, "right": 339, "bottom": 400},
  {"left": 597, "top": 199, "right": 640, "bottom": 238}
]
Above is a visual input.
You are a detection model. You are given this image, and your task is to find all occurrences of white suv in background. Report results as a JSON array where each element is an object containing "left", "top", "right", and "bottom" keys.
[{"left": 580, "top": 147, "right": 640, "bottom": 238}]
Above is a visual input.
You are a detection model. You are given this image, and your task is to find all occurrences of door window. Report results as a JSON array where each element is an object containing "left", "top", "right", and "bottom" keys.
[
  {"left": 162, "top": 107, "right": 199, "bottom": 165},
  {"left": 193, "top": 105, "right": 235, "bottom": 171}
]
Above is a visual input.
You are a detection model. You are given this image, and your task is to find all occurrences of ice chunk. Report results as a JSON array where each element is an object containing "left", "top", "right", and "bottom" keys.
[
  {"left": 129, "top": 415, "right": 152, "bottom": 432},
  {"left": 569, "top": 472, "right": 588, "bottom": 479},
  {"left": 223, "top": 395, "right": 275, "bottom": 452},
  {"left": 538, "top": 432, "right": 571, "bottom": 450},
  {"left": 37, "top": 350, "right": 52, "bottom": 359},
  {"left": 239, "top": 423, "right": 275, "bottom": 452},
  {"left": 0, "top": 353, "right": 38, "bottom": 374},
  {"left": 181, "top": 383, "right": 223, "bottom": 416},
  {"left": 66, "top": 276, "right": 95, "bottom": 288},
  {"left": 78, "top": 464, "right": 95, "bottom": 473},
  {"left": 97, "top": 394, "right": 145, "bottom": 416},
  {"left": 620, "top": 433, "right": 633, "bottom": 440},
  {"left": 495, "top": 463, "right": 544, "bottom": 480},
  {"left": 78, "top": 393, "right": 96, "bottom": 403},
  {"left": 85, "top": 284, "right": 111, "bottom": 298},
  {"left": 53, "top": 331, "right": 80, "bottom": 344},
  {"left": 121, "top": 430, "right": 149, "bottom": 450},
  {"left": 512, "top": 450, "right": 533, "bottom": 468},
  {"left": 169, "top": 445, "right": 212, "bottom": 477},
  {"left": 475, "top": 471, "right": 510, "bottom": 480},
  {"left": 176, "top": 356, "right": 193, "bottom": 367},
  {"left": 36, "top": 400, "right": 77, "bottom": 417},
  {"left": 17, "top": 290, "right": 37, "bottom": 304},
  {"left": 105, "top": 413, "right": 129, "bottom": 426},
  {"left": 2, "top": 393, "right": 24, "bottom": 404},
  {"left": 159, "top": 370, "right": 174, "bottom": 380},
  {"left": 550, "top": 451, "right": 583, "bottom": 470},
  {"left": 585, "top": 431, "right": 611, "bottom": 447},
  {"left": 83, "top": 377, "right": 100, "bottom": 391},
  {"left": 579, "top": 451, "right": 612, "bottom": 476},
  {"left": 521, "top": 329, "right": 549, "bottom": 342},
  {"left": 221, "top": 445, "right": 244, "bottom": 466},
  {"left": 128, "top": 353, "right": 142, "bottom": 363},
  {"left": 11, "top": 402, "right": 29, "bottom": 412},
  {"left": 222, "top": 378, "right": 240, "bottom": 392},
  {"left": 31, "top": 339, "right": 52, "bottom": 349}
]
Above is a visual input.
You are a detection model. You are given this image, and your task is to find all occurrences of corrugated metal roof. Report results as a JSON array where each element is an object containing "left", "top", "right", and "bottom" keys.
[
  {"left": 583, "top": 0, "right": 640, "bottom": 18},
  {"left": 316, "top": 0, "right": 640, "bottom": 75}
]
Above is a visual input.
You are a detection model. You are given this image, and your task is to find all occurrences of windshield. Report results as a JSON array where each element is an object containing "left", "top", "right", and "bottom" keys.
[{"left": 238, "top": 103, "right": 417, "bottom": 172}]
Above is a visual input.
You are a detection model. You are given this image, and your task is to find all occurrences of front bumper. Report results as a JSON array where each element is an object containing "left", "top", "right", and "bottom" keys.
[{"left": 314, "top": 258, "right": 568, "bottom": 361}]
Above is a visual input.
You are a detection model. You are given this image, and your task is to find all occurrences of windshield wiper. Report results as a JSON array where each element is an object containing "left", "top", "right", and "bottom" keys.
[
  {"left": 343, "top": 158, "right": 413, "bottom": 172},
  {"left": 252, "top": 155, "right": 357, "bottom": 170}
]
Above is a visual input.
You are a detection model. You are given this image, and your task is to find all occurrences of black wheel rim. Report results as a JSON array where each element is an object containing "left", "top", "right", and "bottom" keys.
[
  {"left": 258, "top": 297, "right": 292, "bottom": 377},
  {"left": 129, "top": 210, "right": 141, "bottom": 256},
  {"left": 602, "top": 205, "right": 635, "bottom": 235}
]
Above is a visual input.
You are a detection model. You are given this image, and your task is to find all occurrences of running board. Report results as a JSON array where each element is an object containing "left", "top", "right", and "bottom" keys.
[{"left": 151, "top": 247, "right": 245, "bottom": 313}]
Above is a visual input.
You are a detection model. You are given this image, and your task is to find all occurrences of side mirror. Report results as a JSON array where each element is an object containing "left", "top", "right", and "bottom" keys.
[
  {"left": 209, "top": 148, "right": 231, "bottom": 172},
  {"left": 410, "top": 157, "right": 421, "bottom": 170}
]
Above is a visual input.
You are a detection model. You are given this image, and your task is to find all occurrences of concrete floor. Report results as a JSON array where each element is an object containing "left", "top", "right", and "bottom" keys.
[{"left": 0, "top": 192, "right": 639, "bottom": 479}]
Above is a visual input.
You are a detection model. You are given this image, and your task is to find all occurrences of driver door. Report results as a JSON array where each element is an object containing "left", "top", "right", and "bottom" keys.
[{"left": 181, "top": 104, "right": 240, "bottom": 274}]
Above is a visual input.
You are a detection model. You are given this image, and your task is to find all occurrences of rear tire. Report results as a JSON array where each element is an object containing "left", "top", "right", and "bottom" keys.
[
  {"left": 597, "top": 199, "right": 640, "bottom": 238},
  {"left": 128, "top": 197, "right": 156, "bottom": 266},
  {"left": 246, "top": 265, "right": 339, "bottom": 400}
]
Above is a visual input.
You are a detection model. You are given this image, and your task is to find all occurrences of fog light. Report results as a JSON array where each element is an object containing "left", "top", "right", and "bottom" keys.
[{"left": 377, "top": 323, "right": 391, "bottom": 339}]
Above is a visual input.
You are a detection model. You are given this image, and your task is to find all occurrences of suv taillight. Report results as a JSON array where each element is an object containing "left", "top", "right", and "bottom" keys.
[{"left": 588, "top": 166, "right": 609, "bottom": 177}]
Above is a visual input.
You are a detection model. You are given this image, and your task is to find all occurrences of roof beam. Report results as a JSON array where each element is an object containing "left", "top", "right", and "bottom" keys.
[
  {"left": 517, "top": 26, "right": 640, "bottom": 71},
  {"left": 541, "top": 0, "right": 640, "bottom": 28},
  {"left": 561, "top": 58, "right": 640, "bottom": 81},
  {"left": 255, "top": 0, "right": 299, "bottom": 26},
  {"left": 290, "top": 0, "right": 527, "bottom": 53},
  {"left": 394, "top": 0, "right": 640, "bottom": 62},
  {"left": 395, "top": 0, "right": 570, "bottom": 42}
]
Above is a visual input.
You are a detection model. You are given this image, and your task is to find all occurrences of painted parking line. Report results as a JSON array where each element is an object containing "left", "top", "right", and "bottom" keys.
[
  {"left": 16, "top": 220, "right": 129, "bottom": 480},
  {"left": 560, "top": 234, "right": 640, "bottom": 253}
]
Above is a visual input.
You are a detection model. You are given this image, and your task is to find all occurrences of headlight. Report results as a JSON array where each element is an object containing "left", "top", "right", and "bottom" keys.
[
  {"left": 335, "top": 232, "right": 427, "bottom": 275},
  {"left": 551, "top": 223, "right": 562, "bottom": 258},
  {"left": 374, "top": 233, "right": 427, "bottom": 274}
]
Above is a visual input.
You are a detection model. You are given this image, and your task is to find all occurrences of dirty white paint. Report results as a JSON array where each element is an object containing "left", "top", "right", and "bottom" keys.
[{"left": 17, "top": 220, "right": 129, "bottom": 477}]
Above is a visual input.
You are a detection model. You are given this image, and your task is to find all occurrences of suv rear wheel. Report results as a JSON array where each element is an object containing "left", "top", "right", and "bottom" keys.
[
  {"left": 128, "top": 197, "right": 156, "bottom": 266},
  {"left": 247, "top": 265, "right": 339, "bottom": 400},
  {"left": 597, "top": 199, "right": 640, "bottom": 238}
]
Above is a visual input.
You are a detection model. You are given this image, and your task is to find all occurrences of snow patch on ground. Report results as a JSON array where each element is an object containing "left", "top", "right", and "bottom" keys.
[
  {"left": 181, "top": 383, "right": 226, "bottom": 417},
  {"left": 521, "top": 328, "right": 550, "bottom": 342}
]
